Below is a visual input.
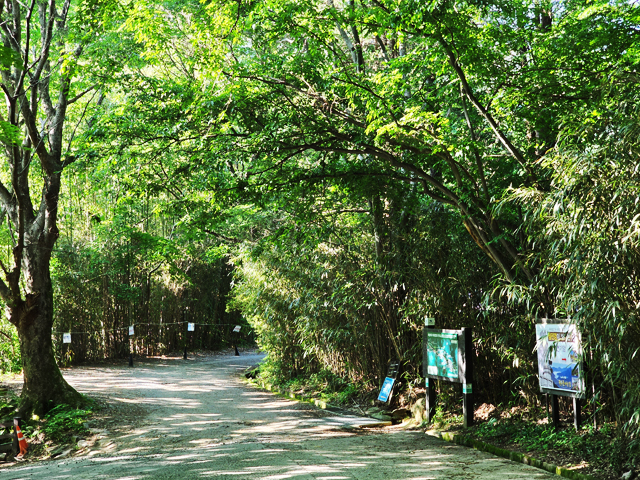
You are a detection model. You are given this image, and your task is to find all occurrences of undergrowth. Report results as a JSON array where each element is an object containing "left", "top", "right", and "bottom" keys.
[
  {"left": 255, "top": 359, "right": 367, "bottom": 406},
  {"left": 469, "top": 417, "right": 637, "bottom": 475},
  {"left": 40, "top": 404, "right": 92, "bottom": 443}
]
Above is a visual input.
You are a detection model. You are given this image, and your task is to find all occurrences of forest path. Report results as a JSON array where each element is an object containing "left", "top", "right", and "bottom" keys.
[{"left": 0, "top": 353, "right": 557, "bottom": 480}]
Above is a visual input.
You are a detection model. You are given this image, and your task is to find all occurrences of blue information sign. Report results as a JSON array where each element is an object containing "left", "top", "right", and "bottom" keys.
[{"left": 378, "top": 377, "right": 395, "bottom": 402}]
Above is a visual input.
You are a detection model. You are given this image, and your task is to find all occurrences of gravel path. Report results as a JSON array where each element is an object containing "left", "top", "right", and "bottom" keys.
[{"left": 0, "top": 353, "right": 558, "bottom": 479}]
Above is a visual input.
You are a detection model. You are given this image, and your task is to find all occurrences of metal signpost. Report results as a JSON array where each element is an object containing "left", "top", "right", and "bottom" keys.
[
  {"left": 423, "top": 327, "right": 474, "bottom": 427},
  {"left": 536, "top": 319, "right": 585, "bottom": 430}
]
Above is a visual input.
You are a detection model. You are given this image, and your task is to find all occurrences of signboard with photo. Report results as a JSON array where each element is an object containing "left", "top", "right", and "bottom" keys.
[{"left": 536, "top": 321, "right": 585, "bottom": 398}]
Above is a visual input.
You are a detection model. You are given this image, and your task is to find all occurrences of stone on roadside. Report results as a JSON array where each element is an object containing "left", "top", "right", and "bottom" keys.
[
  {"left": 391, "top": 408, "right": 410, "bottom": 421},
  {"left": 411, "top": 398, "right": 426, "bottom": 422},
  {"left": 48, "top": 445, "right": 65, "bottom": 457},
  {"left": 54, "top": 448, "right": 73, "bottom": 459},
  {"left": 370, "top": 412, "right": 392, "bottom": 422}
]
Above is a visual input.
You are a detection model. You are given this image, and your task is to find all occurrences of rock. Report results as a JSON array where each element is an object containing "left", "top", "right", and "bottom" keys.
[
  {"left": 391, "top": 408, "right": 411, "bottom": 421},
  {"left": 53, "top": 448, "right": 73, "bottom": 459},
  {"left": 621, "top": 471, "right": 634, "bottom": 480},
  {"left": 475, "top": 403, "right": 498, "bottom": 421},
  {"left": 370, "top": 412, "right": 392, "bottom": 422},
  {"left": 366, "top": 407, "right": 383, "bottom": 415},
  {"left": 77, "top": 440, "right": 89, "bottom": 448},
  {"left": 411, "top": 398, "right": 426, "bottom": 423},
  {"left": 48, "top": 445, "right": 65, "bottom": 457}
]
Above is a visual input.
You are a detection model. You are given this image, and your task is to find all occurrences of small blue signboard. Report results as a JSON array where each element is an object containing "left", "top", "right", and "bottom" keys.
[{"left": 378, "top": 377, "right": 395, "bottom": 402}]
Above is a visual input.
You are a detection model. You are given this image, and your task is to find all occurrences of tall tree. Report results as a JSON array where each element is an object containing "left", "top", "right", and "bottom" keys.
[{"left": 0, "top": 0, "right": 117, "bottom": 413}]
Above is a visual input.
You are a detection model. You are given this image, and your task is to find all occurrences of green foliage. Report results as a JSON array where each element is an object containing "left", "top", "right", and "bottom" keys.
[
  {"left": 42, "top": 404, "right": 92, "bottom": 443},
  {"left": 0, "top": 391, "right": 19, "bottom": 420},
  {"left": 258, "top": 358, "right": 364, "bottom": 406},
  {"left": 0, "top": 318, "right": 21, "bottom": 374},
  {"left": 473, "top": 420, "right": 637, "bottom": 473}
]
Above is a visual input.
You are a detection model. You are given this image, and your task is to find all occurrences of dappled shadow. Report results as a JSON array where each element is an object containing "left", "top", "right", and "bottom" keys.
[{"left": 1, "top": 354, "right": 557, "bottom": 479}]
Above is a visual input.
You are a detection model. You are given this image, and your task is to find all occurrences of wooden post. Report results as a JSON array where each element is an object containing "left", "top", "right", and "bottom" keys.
[
  {"left": 462, "top": 327, "right": 474, "bottom": 428},
  {"left": 551, "top": 394, "right": 560, "bottom": 430},
  {"left": 545, "top": 393, "right": 549, "bottom": 421},
  {"left": 423, "top": 326, "right": 436, "bottom": 423}
]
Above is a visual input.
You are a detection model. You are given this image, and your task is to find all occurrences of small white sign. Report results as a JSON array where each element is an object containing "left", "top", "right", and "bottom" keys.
[
  {"left": 63, "top": 333, "right": 71, "bottom": 344},
  {"left": 425, "top": 317, "right": 435, "bottom": 326},
  {"left": 233, "top": 325, "right": 241, "bottom": 333},
  {"left": 187, "top": 323, "right": 195, "bottom": 332},
  {"left": 129, "top": 325, "right": 134, "bottom": 336}
]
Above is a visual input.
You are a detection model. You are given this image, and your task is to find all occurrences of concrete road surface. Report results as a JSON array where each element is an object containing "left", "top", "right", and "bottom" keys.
[{"left": 0, "top": 353, "right": 557, "bottom": 480}]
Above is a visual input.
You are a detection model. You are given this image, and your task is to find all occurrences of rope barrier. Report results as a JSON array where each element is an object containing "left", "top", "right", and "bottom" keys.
[{"left": 52, "top": 321, "right": 251, "bottom": 336}]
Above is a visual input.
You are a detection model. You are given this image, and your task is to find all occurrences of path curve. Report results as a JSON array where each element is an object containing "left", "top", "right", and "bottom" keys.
[{"left": 0, "top": 353, "right": 557, "bottom": 480}]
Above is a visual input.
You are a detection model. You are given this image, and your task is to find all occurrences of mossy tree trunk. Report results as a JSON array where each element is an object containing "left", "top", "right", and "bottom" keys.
[{"left": 0, "top": 0, "right": 96, "bottom": 415}]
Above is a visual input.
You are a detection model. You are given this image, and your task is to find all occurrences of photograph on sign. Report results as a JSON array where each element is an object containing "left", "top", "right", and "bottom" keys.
[
  {"left": 378, "top": 377, "right": 395, "bottom": 402},
  {"left": 427, "top": 331, "right": 459, "bottom": 379},
  {"left": 536, "top": 323, "right": 584, "bottom": 396},
  {"left": 187, "top": 323, "right": 195, "bottom": 332},
  {"left": 233, "top": 325, "right": 241, "bottom": 333},
  {"left": 129, "top": 325, "right": 134, "bottom": 336},
  {"left": 63, "top": 333, "right": 71, "bottom": 344}
]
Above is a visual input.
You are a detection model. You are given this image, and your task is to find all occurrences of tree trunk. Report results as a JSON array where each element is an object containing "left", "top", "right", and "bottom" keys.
[{"left": 15, "top": 275, "right": 82, "bottom": 414}]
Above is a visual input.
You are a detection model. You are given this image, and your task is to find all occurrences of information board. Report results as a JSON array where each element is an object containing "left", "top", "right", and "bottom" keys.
[
  {"left": 129, "top": 325, "right": 134, "bottom": 336},
  {"left": 233, "top": 325, "right": 241, "bottom": 333},
  {"left": 536, "top": 321, "right": 585, "bottom": 398},
  {"left": 63, "top": 333, "right": 71, "bottom": 344},
  {"left": 377, "top": 362, "right": 399, "bottom": 403},
  {"left": 426, "top": 331, "right": 460, "bottom": 381},
  {"left": 187, "top": 323, "right": 195, "bottom": 332},
  {"left": 377, "top": 377, "right": 395, "bottom": 402},
  {"left": 423, "top": 327, "right": 474, "bottom": 427}
]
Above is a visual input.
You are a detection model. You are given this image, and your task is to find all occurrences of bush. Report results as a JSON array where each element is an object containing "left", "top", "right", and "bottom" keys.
[
  {"left": 42, "top": 404, "right": 91, "bottom": 443},
  {"left": 0, "top": 319, "right": 21, "bottom": 374}
]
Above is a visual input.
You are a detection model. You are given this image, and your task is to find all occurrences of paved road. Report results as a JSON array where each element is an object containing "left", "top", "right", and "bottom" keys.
[{"left": 0, "top": 353, "right": 557, "bottom": 480}]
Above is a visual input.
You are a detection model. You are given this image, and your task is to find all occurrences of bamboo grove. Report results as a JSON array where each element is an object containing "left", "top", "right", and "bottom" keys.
[{"left": 0, "top": 0, "right": 639, "bottom": 462}]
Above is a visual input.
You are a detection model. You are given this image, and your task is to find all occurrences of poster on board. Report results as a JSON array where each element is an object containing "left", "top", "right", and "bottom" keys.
[
  {"left": 187, "top": 323, "right": 195, "bottom": 332},
  {"left": 63, "top": 333, "right": 71, "bottom": 344},
  {"left": 426, "top": 331, "right": 460, "bottom": 380},
  {"left": 536, "top": 322, "right": 584, "bottom": 397}
]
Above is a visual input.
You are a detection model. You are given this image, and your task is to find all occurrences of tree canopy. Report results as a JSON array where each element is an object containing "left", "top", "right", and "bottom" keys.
[{"left": 2, "top": 0, "right": 640, "bottom": 467}]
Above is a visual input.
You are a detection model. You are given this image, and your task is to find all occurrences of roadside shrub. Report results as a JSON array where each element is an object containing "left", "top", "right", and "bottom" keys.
[
  {"left": 42, "top": 404, "right": 91, "bottom": 442},
  {"left": 0, "top": 318, "right": 20, "bottom": 374}
]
